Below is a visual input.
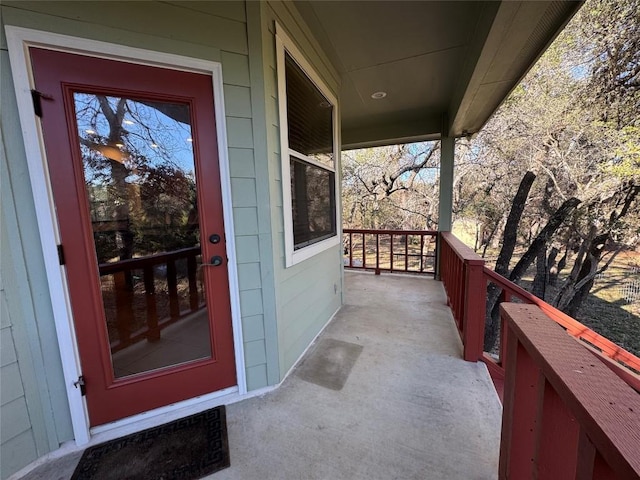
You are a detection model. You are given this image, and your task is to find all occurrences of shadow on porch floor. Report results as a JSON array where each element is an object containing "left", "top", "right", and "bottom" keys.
[{"left": 17, "top": 271, "right": 501, "bottom": 480}]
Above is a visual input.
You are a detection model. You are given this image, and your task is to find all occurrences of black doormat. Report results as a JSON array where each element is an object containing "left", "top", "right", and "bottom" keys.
[{"left": 71, "top": 406, "right": 229, "bottom": 480}]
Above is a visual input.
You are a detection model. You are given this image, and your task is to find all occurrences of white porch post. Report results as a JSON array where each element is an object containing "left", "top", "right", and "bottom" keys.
[{"left": 436, "top": 135, "right": 455, "bottom": 278}]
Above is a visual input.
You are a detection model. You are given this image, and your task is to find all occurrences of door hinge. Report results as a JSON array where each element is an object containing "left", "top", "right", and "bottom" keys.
[
  {"left": 74, "top": 376, "right": 86, "bottom": 396},
  {"left": 57, "top": 244, "right": 66, "bottom": 265},
  {"left": 30, "top": 89, "right": 54, "bottom": 118}
]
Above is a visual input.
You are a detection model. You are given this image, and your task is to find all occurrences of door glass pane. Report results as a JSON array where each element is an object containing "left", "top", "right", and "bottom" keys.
[{"left": 73, "top": 93, "right": 212, "bottom": 379}]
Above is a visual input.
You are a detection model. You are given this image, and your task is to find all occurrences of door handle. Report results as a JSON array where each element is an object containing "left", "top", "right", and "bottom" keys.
[{"left": 198, "top": 255, "right": 225, "bottom": 269}]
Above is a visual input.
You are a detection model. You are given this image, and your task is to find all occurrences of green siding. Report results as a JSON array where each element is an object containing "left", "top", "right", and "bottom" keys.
[
  {"left": 1, "top": 6, "right": 222, "bottom": 62},
  {"left": 245, "top": 2, "right": 281, "bottom": 388},
  {"left": 235, "top": 236, "right": 261, "bottom": 264},
  {"left": 226, "top": 117, "right": 255, "bottom": 148},
  {"left": 241, "top": 314, "right": 266, "bottom": 343},
  {"left": 237, "top": 263, "right": 262, "bottom": 291},
  {"left": 221, "top": 51, "right": 251, "bottom": 87},
  {"left": 2, "top": 1, "right": 248, "bottom": 54},
  {"left": 1, "top": 398, "right": 31, "bottom": 444},
  {"left": 244, "top": 339, "right": 267, "bottom": 367},
  {"left": 224, "top": 85, "right": 253, "bottom": 118},
  {"left": 0, "top": 2, "right": 282, "bottom": 476},
  {"left": 0, "top": 322, "right": 17, "bottom": 366},
  {"left": 233, "top": 208, "right": 259, "bottom": 235},
  {"left": 0, "top": 2, "right": 345, "bottom": 476},
  {"left": 1, "top": 78, "right": 70, "bottom": 477},
  {"left": 256, "top": 2, "right": 343, "bottom": 378},
  {"left": 164, "top": 1, "right": 247, "bottom": 23},
  {"left": 239, "top": 289, "right": 264, "bottom": 318},
  {"left": 0, "top": 431, "right": 37, "bottom": 480},
  {"left": 0, "top": 363, "right": 24, "bottom": 406},
  {"left": 231, "top": 178, "right": 258, "bottom": 208},
  {"left": 229, "top": 148, "right": 256, "bottom": 178},
  {"left": 246, "top": 363, "right": 268, "bottom": 389}
]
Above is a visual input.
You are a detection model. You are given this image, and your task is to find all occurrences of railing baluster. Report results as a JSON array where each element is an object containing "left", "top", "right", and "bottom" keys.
[
  {"left": 499, "top": 332, "right": 543, "bottom": 480},
  {"left": 167, "top": 259, "right": 180, "bottom": 319},
  {"left": 499, "top": 289, "right": 510, "bottom": 368},
  {"left": 389, "top": 233, "right": 393, "bottom": 272},
  {"left": 375, "top": 233, "right": 380, "bottom": 275},
  {"left": 143, "top": 265, "right": 160, "bottom": 341},
  {"left": 349, "top": 232, "right": 353, "bottom": 267},
  {"left": 537, "top": 382, "right": 580, "bottom": 479},
  {"left": 187, "top": 254, "right": 198, "bottom": 311},
  {"left": 420, "top": 234, "right": 425, "bottom": 272},
  {"left": 362, "top": 233, "right": 366, "bottom": 269},
  {"left": 113, "top": 271, "right": 133, "bottom": 347},
  {"left": 404, "top": 234, "right": 409, "bottom": 271}
]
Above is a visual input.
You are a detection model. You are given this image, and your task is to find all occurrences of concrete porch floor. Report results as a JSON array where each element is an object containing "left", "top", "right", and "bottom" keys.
[{"left": 16, "top": 271, "right": 502, "bottom": 480}]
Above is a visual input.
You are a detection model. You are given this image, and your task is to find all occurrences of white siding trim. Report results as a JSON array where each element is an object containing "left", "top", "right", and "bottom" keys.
[
  {"left": 212, "top": 67, "right": 248, "bottom": 395},
  {"left": 5, "top": 26, "right": 246, "bottom": 444},
  {"left": 275, "top": 23, "right": 341, "bottom": 268}
]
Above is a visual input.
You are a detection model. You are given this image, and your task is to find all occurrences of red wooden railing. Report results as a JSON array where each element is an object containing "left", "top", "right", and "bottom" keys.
[
  {"left": 99, "top": 246, "right": 204, "bottom": 352},
  {"left": 343, "top": 229, "right": 437, "bottom": 275},
  {"left": 483, "top": 267, "right": 640, "bottom": 393},
  {"left": 439, "top": 232, "right": 485, "bottom": 361},
  {"left": 440, "top": 231, "right": 640, "bottom": 478},
  {"left": 499, "top": 303, "right": 640, "bottom": 479},
  {"left": 439, "top": 232, "right": 640, "bottom": 391}
]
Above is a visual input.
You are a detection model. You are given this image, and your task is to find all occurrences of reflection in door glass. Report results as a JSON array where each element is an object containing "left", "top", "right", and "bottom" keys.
[{"left": 74, "top": 93, "right": 213, "bottom": 379}]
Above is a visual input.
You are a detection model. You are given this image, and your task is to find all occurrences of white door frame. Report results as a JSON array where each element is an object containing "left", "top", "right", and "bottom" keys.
[{"left": 5, "top": 26, "right": 247, "bottom": 445}]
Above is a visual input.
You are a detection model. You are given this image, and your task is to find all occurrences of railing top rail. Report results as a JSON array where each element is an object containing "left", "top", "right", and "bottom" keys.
[
  {"left": 343, "top": 228, "right": 438, "bottom": 236},
  {"left": 440, "top": 231, "right": 484, "bottom": 265},
  {"left": 484, "top": 266, "right": 640, "bottom": 372},
  {"left": 98, "top": 246, "right": 200, "bottom": 274},
  {"left": 501, "top": 303, "right": 640, "bottom": 477}
]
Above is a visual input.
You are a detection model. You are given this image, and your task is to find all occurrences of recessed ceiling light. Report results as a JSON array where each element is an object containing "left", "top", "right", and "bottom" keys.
[{"left": 371, "top": 91, "right": 387, "bottom": 100}]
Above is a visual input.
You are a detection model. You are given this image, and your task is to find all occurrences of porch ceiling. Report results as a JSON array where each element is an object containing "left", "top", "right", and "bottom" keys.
[{"left": 292, "top": 1, "right": 582, "bottom": 149}]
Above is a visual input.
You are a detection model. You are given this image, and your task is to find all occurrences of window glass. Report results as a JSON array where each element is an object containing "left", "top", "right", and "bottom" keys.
[
  {"left": 278, "top": 32, "right": 339, "bottom": 264},
  {"left": 290, "top": 157, "right": 336, "bottom": 249},
  {"left": 285, "top": 53, "right": 334, "bottom": 168}
]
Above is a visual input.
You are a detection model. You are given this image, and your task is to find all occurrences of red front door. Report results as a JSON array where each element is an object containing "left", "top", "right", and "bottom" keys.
[{"left": 30, "top": 48, "right": 236, "bottom": 426}]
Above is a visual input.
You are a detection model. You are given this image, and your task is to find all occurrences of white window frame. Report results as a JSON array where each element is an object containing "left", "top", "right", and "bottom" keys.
[{"left": 275, "top": 24, "right": 340, "bottom": 267}]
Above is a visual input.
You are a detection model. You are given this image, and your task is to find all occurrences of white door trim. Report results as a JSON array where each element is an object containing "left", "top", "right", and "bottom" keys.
[{"left": 5, "top": 25, "right": 247, "bottom": 445}]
